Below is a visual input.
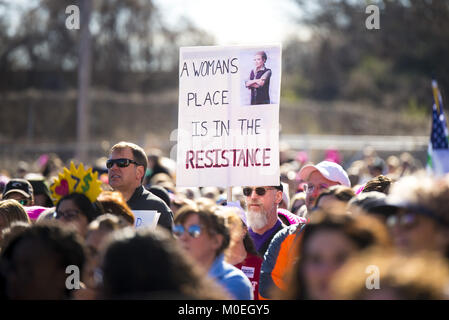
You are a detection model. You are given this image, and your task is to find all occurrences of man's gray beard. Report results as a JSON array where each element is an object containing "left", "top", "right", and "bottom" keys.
[{"left": 246, "top": 209, "right": 268, "bottom": 230}]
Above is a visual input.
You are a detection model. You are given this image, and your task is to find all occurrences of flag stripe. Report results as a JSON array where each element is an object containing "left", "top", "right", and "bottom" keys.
[{"left": 427, "top": 80, "right": 449, "bottom": 175}]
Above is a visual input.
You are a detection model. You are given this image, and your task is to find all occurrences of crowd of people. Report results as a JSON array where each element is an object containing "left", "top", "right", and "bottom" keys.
[{"left": 0, "top": 141, "right": 448, "bottom": 300}]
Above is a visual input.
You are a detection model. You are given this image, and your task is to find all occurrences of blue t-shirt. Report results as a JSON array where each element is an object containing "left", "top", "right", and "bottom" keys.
[{"left": 209, "top": 254, "right": 254, "bottom": 300}]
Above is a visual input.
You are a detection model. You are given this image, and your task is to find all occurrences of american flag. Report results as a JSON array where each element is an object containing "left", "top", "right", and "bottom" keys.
[
  {"left": 430, "top": 105, "right": 449, "bottom": 149},
  {"left": 427, "top": 80, "right": 449, "bottom": 175}
]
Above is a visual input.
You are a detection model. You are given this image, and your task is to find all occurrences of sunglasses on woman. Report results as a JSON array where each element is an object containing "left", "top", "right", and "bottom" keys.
[
  {"left": 106, "top": 158, "right": 141, "bottom": 169},
  {"left": 386, "top": 213, "right": 419, "bottom": 230},
  {"left": 242, "top": 187, "right": 275, "bottom": 197},
  {"left": 172, "top": 224, "right": 202, "bottom": 238}
]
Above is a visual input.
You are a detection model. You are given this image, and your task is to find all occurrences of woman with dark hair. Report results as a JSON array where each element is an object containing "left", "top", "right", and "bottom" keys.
[
  {"left": 278, "top": 209, "right": 391, "bottom": 300},
  {"left": 98, "top": 227, "right": 230, "bottom": 299},
  {"left": 54, "top": 193, "right": 99, "bottom": 237},
  {"left": 174, "top": 201, "right": 253, "bottom": 299},
  {"left": 1, "top": 222, "right": 86, "bottom": 300}
]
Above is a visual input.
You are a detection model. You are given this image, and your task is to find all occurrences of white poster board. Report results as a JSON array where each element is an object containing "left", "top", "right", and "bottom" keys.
[
  {"left": 132, "top": 210, "right": 160, "bottom": 230},
  {"left": 176, "top": 44, "right": 281, "bottom": 188}
]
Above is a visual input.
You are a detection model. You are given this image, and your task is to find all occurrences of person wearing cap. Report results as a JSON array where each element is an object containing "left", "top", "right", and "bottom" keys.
[
  {"left": 242, "top": 184, "right": 286, "bottom": 257},
  {"left": 107, "top": 141, "right": 173, "bottom": 232},
  {"left": 259, "top": 161, "right": 350, "bottom": 300},
  {"left": 298, "top": 161, "right": 351, "bottom": 211},
  {"left": 383, "top": 173, "right": 449, "bottom": 258},
  {"left": 2, "top": 179, "right": 34, "bottom": 207},
  {"left": 26, "top": 175, "right": 54, "bottom": 208}
]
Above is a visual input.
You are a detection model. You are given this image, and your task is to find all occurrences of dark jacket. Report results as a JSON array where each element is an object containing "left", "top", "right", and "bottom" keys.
[
  {"left": 250, "top": 67, "right": 271, "bottom": 105},
  {"left": 127, "top": 185, "right": 173, "bottom": 231}
]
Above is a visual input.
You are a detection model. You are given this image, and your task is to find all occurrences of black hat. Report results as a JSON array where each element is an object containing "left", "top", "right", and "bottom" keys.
[
  {"left": 380, "top": 197, "right": 449, "bottom": 227},
  {"left": 3, "top": 179, "right": 34, "bottom": 199},
  {"left": 148, "top": 185, "right": 171, "bottom": 207},
  {"left": 27, "top": 177, "right": 54, "bottom": 206}
]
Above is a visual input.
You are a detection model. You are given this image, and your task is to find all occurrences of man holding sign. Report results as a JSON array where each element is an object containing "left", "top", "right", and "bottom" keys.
[
  {"left": 243, "top": 184, "right": 286, "bottom": 256},
  {"left": 107, "top": 141, "right": 173, "bottom": 231}
]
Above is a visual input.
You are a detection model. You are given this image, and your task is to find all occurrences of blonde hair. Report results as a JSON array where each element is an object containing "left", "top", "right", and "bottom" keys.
[
  {"left": 216, "top": 207, "right": 246, "bottom": 263},
  {"left": 0, "top": 199, "right": 31, "bottom": 229},
  {"left": 97, "top": 191, "right": 135, "bottom": 225}
]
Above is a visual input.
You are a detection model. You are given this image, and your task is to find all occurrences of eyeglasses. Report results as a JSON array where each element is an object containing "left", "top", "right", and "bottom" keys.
[
  {"left": 106, "top": 158, "right": 141, "bottom": 169},
  {"left": 242, "top": 187, "right": 274, "bottom": 197},
  {"left": 386, "top": 213, "right": 418, "bottom": 230},
  {"left": 172, "top": 224, "right": 202, "bottom": 238},
  {"left": 303, "top": 183, "right": 329, "bottom": 194},
  {"left": 54, "top": 209, "right": 81, "bottom": 221}
]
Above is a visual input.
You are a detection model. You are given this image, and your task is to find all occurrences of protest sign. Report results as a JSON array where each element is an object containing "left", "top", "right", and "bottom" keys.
[
  {"left": 176, "top": 44, "right": 282, "bottom": 187},
  {"left": 133, "top": 210, "right": 161, "bottom": 230}
]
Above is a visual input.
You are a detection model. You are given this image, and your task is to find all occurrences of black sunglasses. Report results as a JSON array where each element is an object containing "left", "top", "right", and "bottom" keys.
[
  {"left": 172, "top": 224, "right": 202, "bottom": 238},
  {"left": 106, "top": 158, "right": 141, "bottom": 169},
  {"left": 242, "top": 187, "right": 274, "bottom": 197}
]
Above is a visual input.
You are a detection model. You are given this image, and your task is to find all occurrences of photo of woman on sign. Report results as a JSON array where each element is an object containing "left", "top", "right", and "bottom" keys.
[{"left": 245, "top": 51, "right": 272, "bottom": 105}]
